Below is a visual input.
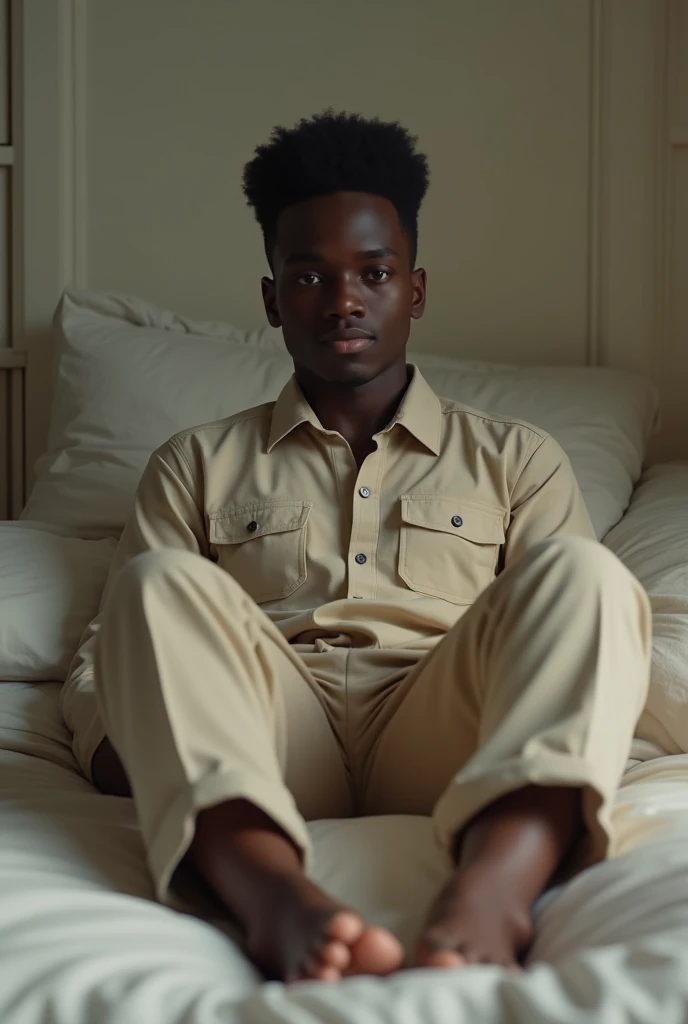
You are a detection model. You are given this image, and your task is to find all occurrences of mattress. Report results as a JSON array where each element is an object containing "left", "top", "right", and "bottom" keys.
[
  {"left": 0, "top": 682, "right": 688, "bottom": 1023},
  {"left": 0, "top": 462, "right": 686, "bottom": 1023}
]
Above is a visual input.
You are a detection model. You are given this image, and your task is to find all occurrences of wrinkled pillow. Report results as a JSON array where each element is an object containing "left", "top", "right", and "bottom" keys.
[
  {"left": 604, "top": 463, "right": 688, "bottom": 756},
  {"left": 21, "top": 286, "right": 659, "bottom": 540},
  {"left": 415, "top": 357, "right": 658, "bottom": 542},
  {"left": 22, "top": 288, "right": 293, "bottom": 536},
  {"left": 0, "top": 523, "right": 116, "bottom": 681}
]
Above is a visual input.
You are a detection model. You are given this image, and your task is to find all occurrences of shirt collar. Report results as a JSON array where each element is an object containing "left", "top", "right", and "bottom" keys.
[
  {"left": 267, "top": 375, "right": 321, "bottom": 452},
  {"left": 267, "top": 363, "right": 442, "bottom": 456},
  {"left": 387, "top": 364, "right": 442, "bottom": 455}
]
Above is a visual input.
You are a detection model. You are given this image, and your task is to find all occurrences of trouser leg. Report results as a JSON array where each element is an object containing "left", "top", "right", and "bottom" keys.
[
  {"left": 364, "top": 537, "right": 652, "bottom": 867},
  {"left": 94, "top": 550, "right": 352, "bottom": 899}
]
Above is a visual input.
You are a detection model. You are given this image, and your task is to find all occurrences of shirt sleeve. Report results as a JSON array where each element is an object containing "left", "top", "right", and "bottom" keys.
[
  {"left": 60, "top": 438, "right": 208, "bottom": 779},
  {"left": 503, "top": 433, "right": 596, "bottom": 569}
]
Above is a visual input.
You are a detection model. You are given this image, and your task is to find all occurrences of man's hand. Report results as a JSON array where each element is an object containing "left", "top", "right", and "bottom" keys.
[{"left": 91, "top": 736, "right": 132, "bottom": 797}]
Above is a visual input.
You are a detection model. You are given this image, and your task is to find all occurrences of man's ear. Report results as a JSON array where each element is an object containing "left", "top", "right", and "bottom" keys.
[
  {"left": 410, "top": 268, "right": 427, "bottom": 320},
  {"left": 261, "top": 277, "right": 281, "bottom": 328}
]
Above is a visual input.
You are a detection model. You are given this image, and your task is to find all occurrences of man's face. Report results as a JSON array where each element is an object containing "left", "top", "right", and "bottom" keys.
[{"left": 262, "top": 191, "right": 426, "bottom": 386}]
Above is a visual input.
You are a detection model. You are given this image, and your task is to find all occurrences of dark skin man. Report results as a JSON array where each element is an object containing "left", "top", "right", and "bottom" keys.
[{"left": 93, "top": 188, "right": 583, "bottom": 981}]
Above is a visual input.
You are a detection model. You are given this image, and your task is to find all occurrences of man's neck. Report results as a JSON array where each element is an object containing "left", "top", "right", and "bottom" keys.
[{"left": 296, "top": 359, "right": 411, "bottom": 467}]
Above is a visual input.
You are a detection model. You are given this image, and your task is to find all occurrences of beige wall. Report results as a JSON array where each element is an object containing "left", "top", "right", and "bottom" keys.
[
  {"left": 666, "top": 0, "right": 688, "bottom": 459},
  {"left": 6, "top": 0, "right": 687, "bottom": 504},
  {"left": 84, "top": 0, "right": 592, "bottom": 365}
]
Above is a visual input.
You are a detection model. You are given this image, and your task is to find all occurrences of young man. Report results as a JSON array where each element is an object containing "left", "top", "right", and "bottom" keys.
[{"left": 63, "top": 112, "right": 652, "bottom": 985}]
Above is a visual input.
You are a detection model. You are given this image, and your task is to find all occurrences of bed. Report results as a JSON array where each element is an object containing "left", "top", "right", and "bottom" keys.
[{"left": 0, "top": 286, "right": 687, "bottom": 1023}]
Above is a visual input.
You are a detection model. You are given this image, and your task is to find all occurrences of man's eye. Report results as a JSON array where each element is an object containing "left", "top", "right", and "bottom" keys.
[
  {"left": 367, "top": 269, "right": 391, "bottom": 282},
  {"left": 298, "top": 273, "right": 321, "bottom": 285}
]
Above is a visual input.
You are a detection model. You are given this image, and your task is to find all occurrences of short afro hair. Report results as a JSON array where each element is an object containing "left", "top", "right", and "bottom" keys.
[{"left": 242, "top": 110, "right": 429, "bottom": 265}]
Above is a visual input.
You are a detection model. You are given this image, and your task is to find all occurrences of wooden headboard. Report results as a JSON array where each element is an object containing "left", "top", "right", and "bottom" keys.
[{"left": 2, "top": 0, "right": 687, "bottom": 518}]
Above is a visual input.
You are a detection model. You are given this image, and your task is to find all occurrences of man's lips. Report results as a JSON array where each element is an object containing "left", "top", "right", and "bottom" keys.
[{"left": 319, "top": 327, "right": 375, "bottom": 354}]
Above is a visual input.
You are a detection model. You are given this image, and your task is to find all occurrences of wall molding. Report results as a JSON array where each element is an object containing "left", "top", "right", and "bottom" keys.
[
  {"left": 650, "top": 0, "right": 688, "bottom": 463},
  {"left": 9, "top": 0, "right": 81, "bottom": 500},
  {"left": 597, "top": 1, "right": 670, "bottom": 386},
  {"left": 59, "top": 0, "right": 87, "bottom": 287},
  {"left": 565, "top": 0, "right": 678, "bottom": 460},
  {"left": 0, "top": 348, "right": 26, "bottom": 367},
  {"left": 585, "top": 0, "right": 668, "bottom": 388},
  {"left": 652, "top": 0, "right": 671, "bottom": 465},
  {"left": 586, "top": 0, "right": 606, "bottom": 367}
]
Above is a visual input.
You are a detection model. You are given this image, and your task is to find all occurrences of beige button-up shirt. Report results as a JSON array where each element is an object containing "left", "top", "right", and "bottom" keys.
[{"left": 62, "top": 365, "right": 595, "bottom": 775}]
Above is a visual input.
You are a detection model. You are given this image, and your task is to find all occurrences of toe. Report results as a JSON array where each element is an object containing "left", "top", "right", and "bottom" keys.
[
  {"left": 316, "top": 965, "right": 342, "bottom": 983},
  {"left": 320, "top": 939, "right": 351, "bottom": 971},
  {"left": 414, "top": 925, "right": 466, "bottom": 969},
  {"left": 326, "top": 910, "right": 365, "bottom": 946},
  {"left": 297, "top": 951, "right": 343, "bottom": 984},
  {"left": 419, "top": 949, "right": 466, "bottom": 969},
  {"left": 348, "top": 927, "right": 405, "bottom": 976}
]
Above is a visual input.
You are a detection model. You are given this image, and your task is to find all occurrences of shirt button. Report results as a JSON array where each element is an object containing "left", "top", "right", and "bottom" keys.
[
  {"left": 359, "top": 487, "right": 371, "bottom": 498},
  {"left": 247, "top": 520, "right": 258, "bottom": 532},
  {"left": 451, "top": 515, "right": 463, "bottom": 528},
  {"left": 355, "top": 553, "right": 367, "bottom": 565}
]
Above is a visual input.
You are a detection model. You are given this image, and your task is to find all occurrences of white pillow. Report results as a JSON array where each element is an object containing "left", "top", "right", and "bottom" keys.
[
  {"left": 0, "top": 522, "right": 116, "bottom": 681},
  {"left": 604, "top": 463, "right": 688, "bottom": 757},
  {"left": 22, "top": 288, "right": 294, "bottom": 537},
  {"left": 415, "top": 357, "right": 658, "bottom": 541},
  {"left": 21, "top": 286, "right": 659, "bottom": 539}
]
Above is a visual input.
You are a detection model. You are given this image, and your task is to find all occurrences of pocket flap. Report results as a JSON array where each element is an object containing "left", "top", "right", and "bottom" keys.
[
  {"left": 400, "top": 495, "right": 505, "bottom": 544},
  {"left": 209, "top": 500, "right": 312, "bottom": 544}
]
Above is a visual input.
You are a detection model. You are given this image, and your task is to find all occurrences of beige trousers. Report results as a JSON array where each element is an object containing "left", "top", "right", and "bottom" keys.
[{"left": 93, "top": 537, "right": 652, "bottom": 901}]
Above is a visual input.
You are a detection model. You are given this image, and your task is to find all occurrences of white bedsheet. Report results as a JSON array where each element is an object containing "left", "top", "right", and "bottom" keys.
[
  {"left": 0, "top": 463, "right": 686, "bottom": 1023},
  {"left": 0, "top": 687, "right": 688, "bottom": 1024}
]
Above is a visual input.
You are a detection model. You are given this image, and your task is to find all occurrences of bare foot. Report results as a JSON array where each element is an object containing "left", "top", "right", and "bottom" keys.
[
  {"left": 415, "top": 868, "right": 532, "bottom": 969},
  {"left": 415, "top": 786, "right": 583, "bottom": 970},
  {"left": 189, "top": 798, "right": 404, "bottom": 983},
  {"left": 246, "top": 873, "right": 405, "bottom": 983}
]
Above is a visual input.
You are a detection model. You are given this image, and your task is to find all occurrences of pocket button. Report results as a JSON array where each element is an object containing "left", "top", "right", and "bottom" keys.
[
  {"left": 247, "top": 520, "right": 258, "bottom": 532},
  {"left": 451, "top": 515, "right": 463, "bottom": 528}
]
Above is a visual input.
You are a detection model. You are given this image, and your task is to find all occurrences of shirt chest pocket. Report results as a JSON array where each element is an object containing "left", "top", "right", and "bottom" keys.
[
  {"left": 209, "top": 500, "right": 312, "bottom": 604},
  {"left": 399, "top": 494, "right": 505, "bottom": 604}
]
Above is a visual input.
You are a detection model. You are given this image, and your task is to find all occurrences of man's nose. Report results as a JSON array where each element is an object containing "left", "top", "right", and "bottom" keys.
[{"left": 324, "top": 275, "right": 366, "bottom": 319}]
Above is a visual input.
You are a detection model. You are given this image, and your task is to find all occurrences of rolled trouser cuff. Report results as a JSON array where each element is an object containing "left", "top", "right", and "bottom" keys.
[
  {"left": 149, "top": 771, "right": 314, "bottom": 903},
  {"left": 434, "top": 753, "right": 610, "bottom": 869}
]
